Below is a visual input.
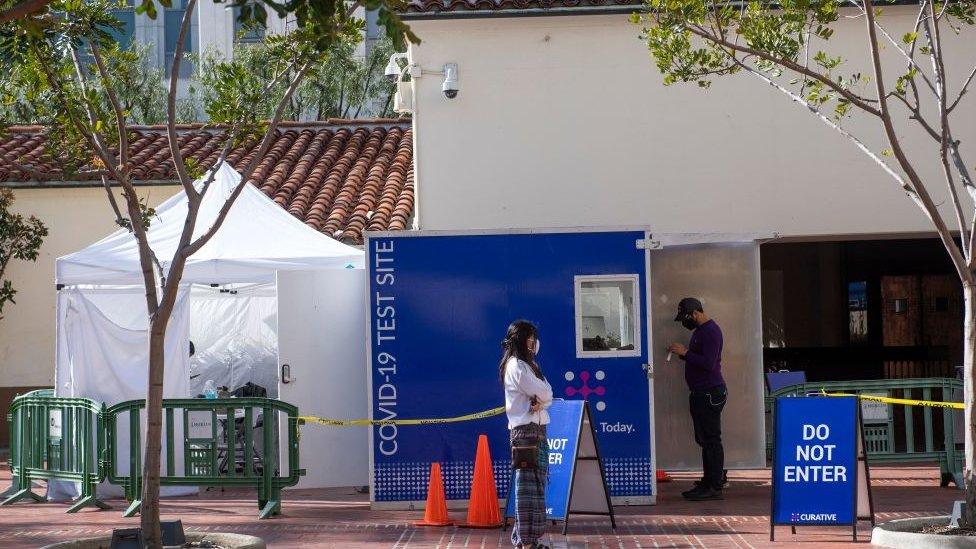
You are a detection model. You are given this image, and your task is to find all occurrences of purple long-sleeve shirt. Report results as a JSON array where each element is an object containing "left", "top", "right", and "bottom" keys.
[{"left": 682, "top": 319, "right": 726, "bottom": 391}]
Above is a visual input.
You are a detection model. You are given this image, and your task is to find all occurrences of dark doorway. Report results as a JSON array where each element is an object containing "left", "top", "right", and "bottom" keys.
[{"left": 761, "top": 238, "right": 961, "bottom": 382}]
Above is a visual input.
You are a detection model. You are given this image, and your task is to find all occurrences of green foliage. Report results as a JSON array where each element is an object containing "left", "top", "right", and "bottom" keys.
[
  {"left": 0, "top": 188, "right": 47, "bottom": 320},
  {"left": 635, "top": 0, "right": 927, "bottom": 121},
  {"left": 188, "top": 35, "right": 397, "bottom": 122},
  {"left": 0, "top": 0, "right": 412, "bottom": 179}
]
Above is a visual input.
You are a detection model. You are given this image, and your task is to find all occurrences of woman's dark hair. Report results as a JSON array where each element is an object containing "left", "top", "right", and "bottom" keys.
[{"left": 498, "top": 319, "right": 544, "bottom": 381}]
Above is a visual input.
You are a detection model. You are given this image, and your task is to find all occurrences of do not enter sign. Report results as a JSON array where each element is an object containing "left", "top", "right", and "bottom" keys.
[{"left": 770, "top": 396, "right": 874, "bottom": 542}]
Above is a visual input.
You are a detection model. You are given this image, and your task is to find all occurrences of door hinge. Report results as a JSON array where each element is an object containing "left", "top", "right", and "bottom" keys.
[
  {"left": 636, "top": 239, "right": 661, "bottom": 250},
  {"left": 642, "top": 364, "right": 654, "bottom": 379}
]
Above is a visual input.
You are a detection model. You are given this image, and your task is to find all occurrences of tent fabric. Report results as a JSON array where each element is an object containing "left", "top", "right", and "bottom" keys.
[
  {"left": 189, "top": 283, "right": 278, "bottom": 398},
  {"left": 51, "top": 286, "right": 193, "bottom": 500},
  {"left": 56, "top": 163, "right": 364, "bottom": 286},
  {"left": 55, "top": 287, "right": 191, "bottom": 403}
]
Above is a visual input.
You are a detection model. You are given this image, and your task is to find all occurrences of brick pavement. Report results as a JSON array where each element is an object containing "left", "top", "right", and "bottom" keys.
[{"left": 0, "top": 462, "right": 961, "bottom": 548}]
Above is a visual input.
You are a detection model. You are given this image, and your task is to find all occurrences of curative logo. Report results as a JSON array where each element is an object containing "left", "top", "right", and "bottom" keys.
[
  {"left": 791, "top": 512, "right": 838, "bottom": 523},
  {"left": 564, "top": 370, "right": 607, "bottom": 411}
]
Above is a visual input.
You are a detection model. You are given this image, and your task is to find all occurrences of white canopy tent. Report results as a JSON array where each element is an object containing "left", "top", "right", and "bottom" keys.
[
  {"left": 52, "top": 164, "right": 370, "bottom": 498},
  {"left": 57, "top": 163, "right": 363, "bottom": 286}
]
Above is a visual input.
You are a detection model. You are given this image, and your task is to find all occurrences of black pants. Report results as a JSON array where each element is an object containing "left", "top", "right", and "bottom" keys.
[{"left": 689, "top": 385, "right": 727, "bottom": 490}]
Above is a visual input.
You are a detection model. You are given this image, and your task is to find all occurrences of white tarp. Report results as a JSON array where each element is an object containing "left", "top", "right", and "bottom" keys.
[
  {"left": 56, "top": 163, "right": 364, "bottom": 286},
  {"left": 189, "top": 283, "right": 278, "bottom": 397},
  {"left": 51, "top": 286, "right": 192, "bottom": 500},
  {"left": 52, "top": 164, "right": 369, "bottom": 497}
]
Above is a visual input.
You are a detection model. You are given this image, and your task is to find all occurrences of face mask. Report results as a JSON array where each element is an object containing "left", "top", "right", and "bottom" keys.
[{"left": 681, "top": 315, "right": 698, "bottom": 331}]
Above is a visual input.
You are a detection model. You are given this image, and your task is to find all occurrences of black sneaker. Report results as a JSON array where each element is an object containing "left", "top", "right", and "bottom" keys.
[
  {"left": 685, "top": 486, "right": 723, "bottom": 501},
  {"left": 694, "top": 472, "right": 729, "bottom": 489},
  {"left": 682, "top": 484, "right": 705, "bottom": 498}
]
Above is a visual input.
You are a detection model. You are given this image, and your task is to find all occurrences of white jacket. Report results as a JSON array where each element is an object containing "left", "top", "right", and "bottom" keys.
[{"left": 503, "top": 356, "right": 553, "bottom": 429}]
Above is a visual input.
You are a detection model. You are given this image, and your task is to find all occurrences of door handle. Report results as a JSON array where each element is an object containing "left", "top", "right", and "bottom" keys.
[{"left": 281, "top": 363, "right": 297, "bottom": 384}]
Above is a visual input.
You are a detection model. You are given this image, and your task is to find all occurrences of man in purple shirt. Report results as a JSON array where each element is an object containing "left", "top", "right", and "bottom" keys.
[{"left": 668, "top": 297, "right": 727, "bottom": 501}]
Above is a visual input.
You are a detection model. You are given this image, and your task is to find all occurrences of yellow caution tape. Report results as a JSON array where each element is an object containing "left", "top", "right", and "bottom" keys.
[
  {"left": 820, "top": 390, "right": 963, "bottom": 410},
  {"left": 295, "top": 406, "right": 506, "bottom": 427}
]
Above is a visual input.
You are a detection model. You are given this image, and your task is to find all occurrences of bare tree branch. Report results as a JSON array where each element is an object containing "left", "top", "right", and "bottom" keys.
[
  {"left": 68, "top": 46, "right": 126, "bottom": 177},
  {"left": 949, "top": 65, "right": 976, "bottom": 113},
  {"left": 921, "top": 4, "right": 969, "bottom": 258},
  {"left": 166, "top": 0, "right": 199, "bottom": 199},
  {"left": 99, "top": 175, "right": 127, "bottom": 227},
  {"left": 863, "top": 0, "right": 971, "bottom": 283},
  {"left": 90, "top": 42, "right": 130, "bottom": 168},
  {"left": 844, "top": 0, "right": 938, "bottom": 96},
  {"left": 889, "top": 92, "right": 941, "bottom": 141},
  {"left": 684, "top": 24, "right": 884, "bottom": 117},
  {"left": 731, "top": 58, "right": 910, "bottom": 195},
  {"left": 183, "top": 62, "right": 314, "bottom": 258}
]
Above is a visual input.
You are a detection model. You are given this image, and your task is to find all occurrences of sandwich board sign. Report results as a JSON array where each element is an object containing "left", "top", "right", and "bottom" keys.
[
  {"left": 770, "top": 396, "right": 874, "bottom": 541},
  {"left": 503, "top": 400, "right": 616, "bottom": 534}
]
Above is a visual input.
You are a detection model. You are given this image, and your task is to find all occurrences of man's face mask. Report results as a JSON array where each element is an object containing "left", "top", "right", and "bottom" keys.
[{"left": 680, "top": 313, "right": 698, "bottom": 331}]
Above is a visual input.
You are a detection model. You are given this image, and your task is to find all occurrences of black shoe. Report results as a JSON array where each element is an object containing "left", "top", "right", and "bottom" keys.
[
  {"left": 685, "top": 486, "right": 723, "bottom": 501},
  {"left": 694, "top": 474, "right": 729, "bottom": 489},
  {"left": 682, "top": 484, "right": 704, "bottom": 498}
]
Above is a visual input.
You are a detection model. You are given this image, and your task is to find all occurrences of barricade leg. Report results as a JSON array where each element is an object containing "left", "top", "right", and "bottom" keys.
[
  {"left": 0, "top": 483, "right": 46, "bottom": 506},
  {"left": 1, "top": 406, "right": 44, "bottom": 506},
  {"left": 257, "top": 405, "right": 280, "bottom": 519},
  {"left": 66, "top": 476, "right": 111, "bottom": 513},
  {"left": 66, "top": 494, "right": 112, "bottom": 513},
  {"left": 122, "top": 409, "right": 142, "bottom": 517}
]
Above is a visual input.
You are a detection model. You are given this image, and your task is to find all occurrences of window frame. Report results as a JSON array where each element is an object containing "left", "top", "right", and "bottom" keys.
[{"left": 573, "top": 274, "right": 642, "bottom": 359}]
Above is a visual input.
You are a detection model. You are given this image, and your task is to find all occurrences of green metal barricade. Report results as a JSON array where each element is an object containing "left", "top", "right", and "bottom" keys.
[
  {"left": 766, "top": 377, "right": 963, "bottom": 487},
  {"left": 1, "top": 389, "right": 110, "bottom": 512},
  {"left": 104, "top": 397, "right": 304, "bottom": 519}
]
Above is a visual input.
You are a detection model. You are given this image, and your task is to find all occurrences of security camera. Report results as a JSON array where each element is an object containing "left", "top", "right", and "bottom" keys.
[
  {"left": 442, "top": 63, "right": 459, "bottom": 99},
  {"left": 384, "top": 53, "right": 407, "bottom": 83}
]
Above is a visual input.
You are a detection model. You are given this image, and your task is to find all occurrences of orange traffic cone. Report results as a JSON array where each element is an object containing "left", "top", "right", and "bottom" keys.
[
  {"left": 656, "top": 469, "right": 672, "bottom": 483},
  {"left": 461, "top": 434, "right": 503, "bottom": 528},
  {"left": 415, "top": 462, "right": 454, "bottom": 527}
]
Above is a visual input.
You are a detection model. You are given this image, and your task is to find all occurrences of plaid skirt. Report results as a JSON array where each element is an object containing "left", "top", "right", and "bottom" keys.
[{"left": 510, "top": 423, "right": 548, "bottom": 547}]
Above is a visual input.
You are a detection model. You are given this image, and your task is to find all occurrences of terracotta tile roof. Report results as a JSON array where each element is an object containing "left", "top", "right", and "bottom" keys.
[
  {"left": 0, "top": 120, "right": 414, "bottom": 243},
  {"left": 404, "top": 0, "right": 639, "bottom": 15}
]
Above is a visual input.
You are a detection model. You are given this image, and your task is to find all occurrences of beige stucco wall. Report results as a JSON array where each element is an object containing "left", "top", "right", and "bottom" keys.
[
  {"left": 0, "top": 185, "right": 179, "bottom": 389},
  {"left": 406, "top": 7, "right": 976, "bottom": 237}
]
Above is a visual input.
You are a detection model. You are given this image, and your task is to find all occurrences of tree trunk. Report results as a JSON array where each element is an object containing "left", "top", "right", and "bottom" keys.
[
  {"left": 139, "top": 320, "right": 169, "bottom": 548},
  {"left": 965, "top": 282, "right": 976, "bottom": 525}
]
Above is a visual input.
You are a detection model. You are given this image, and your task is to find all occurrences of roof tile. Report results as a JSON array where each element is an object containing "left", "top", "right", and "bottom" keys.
[{"left": 0, "top": 120, "right": 413, "bottom": 244}]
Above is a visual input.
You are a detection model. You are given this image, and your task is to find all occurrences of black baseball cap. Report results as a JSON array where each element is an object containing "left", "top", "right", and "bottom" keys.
[{"left": 674, "top": 297, "right": 704, "bottom": 321}]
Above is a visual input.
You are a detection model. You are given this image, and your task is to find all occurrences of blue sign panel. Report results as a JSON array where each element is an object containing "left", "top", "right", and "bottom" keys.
[
  {"left": 367, "top": 230, "right": 653, "bottom": 503},
  {"left": 772, "top": 396, "right": 857, "bottom": 526},
  {"left": 503, "top": 400, "right": 583, "bottom": 520}
]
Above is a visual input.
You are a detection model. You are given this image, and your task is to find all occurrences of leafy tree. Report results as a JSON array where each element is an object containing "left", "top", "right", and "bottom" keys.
[
  {"left": 3, "top": 37, "right": 400, "bottom": 125},
  {"left": 0, "top": 189, "right": 47, "bottom": 320},
  {"left": 0, "top": 1, "right": 414, "bottom": 546},
  {"left": 635, "top": 0, "right": 975, "bottom": 521},
  {"left": 187, "top": 35, "right": 398, "bottom": 121}
]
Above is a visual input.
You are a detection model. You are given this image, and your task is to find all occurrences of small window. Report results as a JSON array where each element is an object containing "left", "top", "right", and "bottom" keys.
[
  {"left": 575, "top": 275, "right": 641, "bottom": 358},
  {"left": 894, "top": 298, "right": 908, "bottom": 314}
]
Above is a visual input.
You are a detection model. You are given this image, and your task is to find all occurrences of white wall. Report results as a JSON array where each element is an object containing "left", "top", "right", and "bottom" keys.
[
  {"left": 0, "top": 186, "right": 179, "bottom": 389},
  {"left": 406, "top": 8, "right": 976, "bottom": 238}
]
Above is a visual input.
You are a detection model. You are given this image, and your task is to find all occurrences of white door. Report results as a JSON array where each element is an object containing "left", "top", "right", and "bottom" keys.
[{"left": 277, "top": 269, "right": 369, "bottom": 488}]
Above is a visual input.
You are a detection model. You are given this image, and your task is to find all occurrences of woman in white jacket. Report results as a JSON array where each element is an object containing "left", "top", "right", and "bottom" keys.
[{"left": 500, "top": 320, "right": 553, "bottom": 549}]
